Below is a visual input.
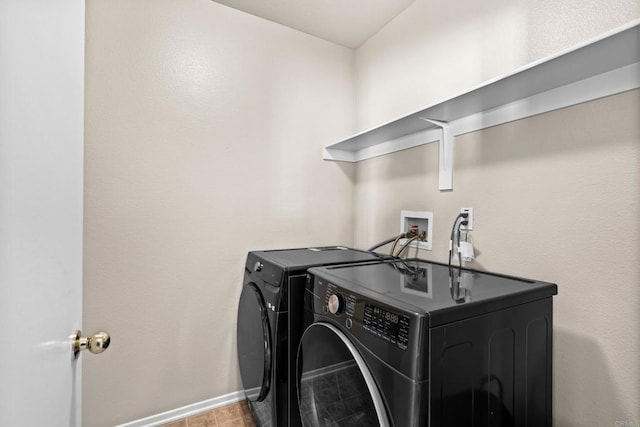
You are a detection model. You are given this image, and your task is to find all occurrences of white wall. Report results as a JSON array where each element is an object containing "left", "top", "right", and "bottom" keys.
[
  {"left": 83, "top": 1, "right": 355, "bottom": 425},
  {"left": 355, "top": 0, "right": 639, "bottom": 129},
  {"left": 353, "top": 0, "right": 640, "bottom": 425},
  {"left": 0, "top": 0, "right": 84, "bottom": 425}
]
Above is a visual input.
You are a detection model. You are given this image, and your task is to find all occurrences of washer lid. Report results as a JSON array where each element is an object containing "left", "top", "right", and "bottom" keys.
[{"left": 309, "top": 259, "right": 557, "bottom": 327}]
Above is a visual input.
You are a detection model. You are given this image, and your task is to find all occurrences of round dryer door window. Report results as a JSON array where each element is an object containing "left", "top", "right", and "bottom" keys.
[
  {"left": 297, "top": 322, "right": 390, "bottom": 427},
  {"left": 236, "top": 282, "right": 272, "bottom": 402}
]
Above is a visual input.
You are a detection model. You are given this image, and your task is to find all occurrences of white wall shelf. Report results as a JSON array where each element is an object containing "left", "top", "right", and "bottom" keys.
[{"left": 323, "top": 20, "right": 640, "bottom": 191}]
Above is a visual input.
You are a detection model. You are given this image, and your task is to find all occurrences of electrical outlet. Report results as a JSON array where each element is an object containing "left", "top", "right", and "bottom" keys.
[
  {"left": 400, "top": 210, "right": 433, "bottom": 250},
  {"left": 460, "top": 207, "right": 473, "bottom": 230}
]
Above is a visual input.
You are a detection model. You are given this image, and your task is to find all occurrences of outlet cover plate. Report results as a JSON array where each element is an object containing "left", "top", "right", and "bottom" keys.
[
  {"left": 400, "top": 210, "right": 433, "bottom": 251},
  {"left": 461, "top": 207, "right": 473, "bottom": 230}
]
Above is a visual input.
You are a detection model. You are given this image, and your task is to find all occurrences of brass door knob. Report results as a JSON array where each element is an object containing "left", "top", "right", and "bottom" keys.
[{"left": 73, "top": 330, "right": 110, "bottom": 359}]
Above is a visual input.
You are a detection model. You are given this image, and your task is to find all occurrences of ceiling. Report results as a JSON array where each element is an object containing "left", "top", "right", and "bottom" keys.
[{"left": 210, "top": 0, "right": 417, "bottom": 48}]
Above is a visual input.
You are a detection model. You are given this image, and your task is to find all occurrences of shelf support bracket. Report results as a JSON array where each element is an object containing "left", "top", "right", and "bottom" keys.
[{"left": 420, "top": 118, "right": 453, "bottom": 191}]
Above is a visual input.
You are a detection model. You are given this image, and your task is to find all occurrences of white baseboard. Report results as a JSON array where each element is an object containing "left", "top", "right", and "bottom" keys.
[{"left": 116, "top": 390, "right": 246, "bottom": 427}]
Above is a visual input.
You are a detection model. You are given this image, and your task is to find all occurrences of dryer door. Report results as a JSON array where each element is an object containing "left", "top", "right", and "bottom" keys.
[
  {"left": 296, "top": 322, "right": 390, "bottom": 427},
  {"left": 237, "top": 282, "right": 272, "bottom": 402}
]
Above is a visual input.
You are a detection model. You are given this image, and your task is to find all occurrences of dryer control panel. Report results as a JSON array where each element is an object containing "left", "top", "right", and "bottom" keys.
[
  {"left": 362, "top": 303, "right": 410, "bottom": 350},
  {"left": 318, "top": 280, "right": 413, "bottom": 352}
]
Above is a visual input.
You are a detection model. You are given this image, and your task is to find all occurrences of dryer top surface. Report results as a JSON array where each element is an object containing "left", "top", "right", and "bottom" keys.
[
  {"left": 309, "top": 258, "right": 557, "bottom": 326},
  {"left": 250, "top": 247, "right": 385, "bottom": 272}
]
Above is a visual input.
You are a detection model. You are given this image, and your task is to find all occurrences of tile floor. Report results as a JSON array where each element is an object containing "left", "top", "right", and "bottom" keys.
[{"left": 162, "top": 400, "right": 256, "bottom": 427}]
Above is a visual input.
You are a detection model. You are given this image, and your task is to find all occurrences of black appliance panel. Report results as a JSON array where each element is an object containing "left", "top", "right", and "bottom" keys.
[
  {"left": 246, "top": 253, "right": 284, "bottom": 288},
  {"left": 429, "top": 297, "right": 554, "bottom": 427}
]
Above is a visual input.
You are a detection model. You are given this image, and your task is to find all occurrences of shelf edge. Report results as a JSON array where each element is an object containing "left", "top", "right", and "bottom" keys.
[
  {"left": 324, "top": 128, "right": 441, "bottom": 163},
  {"left": 324, "top": 61, "right": 640, "bottom": 164},
  {"left": 450, "top": 62, "right": 640, "bottom": 138},
  {"left": 327, "top": 20, "right": 640, "bottom": 153}
]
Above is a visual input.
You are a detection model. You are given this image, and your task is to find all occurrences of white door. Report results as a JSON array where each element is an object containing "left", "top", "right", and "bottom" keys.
[{"left": 0, "top": 1, "right": 86, "bottom": 425}]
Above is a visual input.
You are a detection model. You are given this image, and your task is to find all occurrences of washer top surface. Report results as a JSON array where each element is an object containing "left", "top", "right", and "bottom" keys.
[
  {"left": 251, "top": 246, "right": 384, "bottom": 271},
  {"left": 309, "top": 258, "right": 557, "bottom": 326}
]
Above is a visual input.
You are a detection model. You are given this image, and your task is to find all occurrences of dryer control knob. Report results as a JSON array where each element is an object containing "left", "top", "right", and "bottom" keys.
[{"left": 328, "top": 294, "right": 344, "bottom": 315}]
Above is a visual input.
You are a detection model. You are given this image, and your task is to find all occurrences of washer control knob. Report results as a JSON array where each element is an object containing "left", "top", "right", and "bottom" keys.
[
  {"left": 254, "top": 262, "right": 263, "bottom": 272},
  {"left": 328, "top": 294, "right": 344, "bottom": 315}
]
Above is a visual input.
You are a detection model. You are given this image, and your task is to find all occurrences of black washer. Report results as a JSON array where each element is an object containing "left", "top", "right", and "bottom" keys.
[{"left": 236, "top": 247, "right": 386, "bottom": 426}]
